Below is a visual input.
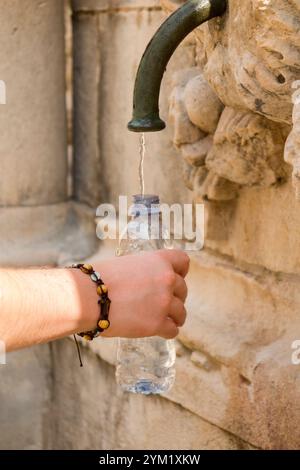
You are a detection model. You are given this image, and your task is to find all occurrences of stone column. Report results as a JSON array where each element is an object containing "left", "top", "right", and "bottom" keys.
[
  {"left": 0, "top": 0, "right": 67, "bottom": 450},
  {"left": 0, "top": 0, "right": 99, "bottom": 451},
  {"left": 0, "top": 0, "right": 97, "bottom": 266},
  {"left": 0, "top": 0, "right": 67, "bottom": 207}
]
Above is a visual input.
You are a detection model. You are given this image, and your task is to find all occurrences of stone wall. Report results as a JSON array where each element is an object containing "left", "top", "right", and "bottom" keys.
[
  {"left": 47, "top": 338, "right": 252, "bottom": 450},
  {"left": 160, "top": 0, "right": 300, "bottom": 450},
  {"left": 68, "top": 0, "right": 300, "bottom": 450},
  {"left": 1, "top": 0, "right": 300, "bottom": 450}
]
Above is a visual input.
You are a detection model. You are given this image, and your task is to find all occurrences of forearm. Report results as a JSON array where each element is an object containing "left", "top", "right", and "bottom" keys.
[
  {"left": 0, "top": 267, "right": 99, "bottom": 351},
  {"left": 0, "top": 250, "right": 189, "bottom": 351}
]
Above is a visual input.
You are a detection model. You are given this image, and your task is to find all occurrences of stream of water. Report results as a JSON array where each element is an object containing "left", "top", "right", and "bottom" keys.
[{"left": 139, "top": 133, "right": 146, "bottom": 196}]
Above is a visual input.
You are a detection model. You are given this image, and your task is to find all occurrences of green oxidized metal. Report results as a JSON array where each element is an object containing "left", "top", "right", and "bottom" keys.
[{"left": 128, "top": 0, "right": 227, "bottom": 133}]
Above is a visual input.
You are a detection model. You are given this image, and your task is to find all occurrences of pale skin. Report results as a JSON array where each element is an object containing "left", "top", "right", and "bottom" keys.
[{"left": 0, "top": 250, "right": 189, "bottom": 352}]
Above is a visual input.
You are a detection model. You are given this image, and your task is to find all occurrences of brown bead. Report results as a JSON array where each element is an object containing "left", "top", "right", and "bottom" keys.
[
  {"left": 101, "top": 284, "right": 108, "bottom": 294},
  {"left": 82, "top": 263, "right": 93, "bottom": 274},
  {"left": 98, "top": 319, "right": 110, "bottom": 330},
  {"left": 96, "top": 285, "right": 103, "bottom": 295},
  {"left": 83, "top": 334, "right": 92, "bottom": 341}
]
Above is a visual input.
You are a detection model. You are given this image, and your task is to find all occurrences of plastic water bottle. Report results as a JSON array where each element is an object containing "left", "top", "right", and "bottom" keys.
[{"left": 115, "top": 194, "right": 176, "bottom": 395}]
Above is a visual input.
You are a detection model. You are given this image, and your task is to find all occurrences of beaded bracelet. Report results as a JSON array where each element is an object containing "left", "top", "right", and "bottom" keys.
[{"left": 72, "top": 263, "right": 111, "bottom": 341}]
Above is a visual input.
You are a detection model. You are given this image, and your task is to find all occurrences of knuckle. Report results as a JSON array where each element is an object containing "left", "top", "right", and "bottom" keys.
[
  {"left": 178, "top": 307, "right": 187, "bottom": 326},
  {"left": 152, "top": 322, "right": 161, "bottom": 337},
  {"left": 166, "top": 326, "right": 179, "bottom": 339},
  {"left": 181, "top": 279, "right": 188, "bottom": 297},
  {"left": 182, "top": 252, "right": 190, "bottom": 269},
  {"left": 153, "top": 317, "right": 166, "bottom": 336},
  {"left": 162, "top": 270, "right": 176, "bottom": 288}
]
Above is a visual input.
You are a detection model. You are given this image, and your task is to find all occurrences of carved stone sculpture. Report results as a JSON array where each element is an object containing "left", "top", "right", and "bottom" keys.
[
  {"left": 163, "top": 0, "right": 300, "bottom": 200},
  {"left": 285, "top": 83, "right": 300, "bottom": 199}
]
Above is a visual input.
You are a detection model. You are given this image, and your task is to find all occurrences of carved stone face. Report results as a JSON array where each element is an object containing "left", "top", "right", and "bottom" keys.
[
  {"left": 201, "top": 0, "right": 300, "bottom": 125},
  {"left": 164, "top": 0, "right": 300, "bottom": 124},
  {"left": 163, "top": 0, "right": 300, "bottom": 199}
]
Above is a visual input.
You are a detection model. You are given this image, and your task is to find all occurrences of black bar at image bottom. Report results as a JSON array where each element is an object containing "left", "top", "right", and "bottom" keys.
[{"left": 0, "top": 450, "right": 297, "bottom": 466}]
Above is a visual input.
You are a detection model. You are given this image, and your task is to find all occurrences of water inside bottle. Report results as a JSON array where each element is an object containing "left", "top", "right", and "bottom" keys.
[
  {"left": 117, "top": 337, "right": 176, "bottom": 395},
  {"left": 115, "top": 192, "right": 176, "bottom": 395}
]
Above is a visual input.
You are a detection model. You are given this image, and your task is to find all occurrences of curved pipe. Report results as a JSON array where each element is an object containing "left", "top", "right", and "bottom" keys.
[{"left": 128, "top": 0, "right": 227, "bottom": 133}]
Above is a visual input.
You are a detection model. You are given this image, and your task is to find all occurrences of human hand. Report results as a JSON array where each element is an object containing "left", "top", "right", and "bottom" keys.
[{"left": 91, "top": 250, "right": 190, "bottom": 339}]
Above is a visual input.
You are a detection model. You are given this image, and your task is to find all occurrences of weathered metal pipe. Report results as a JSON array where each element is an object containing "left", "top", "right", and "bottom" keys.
[{"left": 128, "top": 0, "right": 227, "bottom": 133}]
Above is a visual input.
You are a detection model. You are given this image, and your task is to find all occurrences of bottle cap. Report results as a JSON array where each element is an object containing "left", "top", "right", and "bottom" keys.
[
  {"left": 133, "top": 194, "right": 160, "bottom": 207},
  {"left": 131, "top": 194, "right": 160, "bottom": 215}
]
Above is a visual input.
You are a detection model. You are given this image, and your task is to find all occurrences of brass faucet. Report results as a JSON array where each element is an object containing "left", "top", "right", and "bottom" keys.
[{"left": 128, "top": 0, "right": 227, "bottom": 133}]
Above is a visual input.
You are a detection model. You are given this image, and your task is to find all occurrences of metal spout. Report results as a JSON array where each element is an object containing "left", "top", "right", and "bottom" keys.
[{"left": 128, "top": 0, "right": 227, "bottom": 133}]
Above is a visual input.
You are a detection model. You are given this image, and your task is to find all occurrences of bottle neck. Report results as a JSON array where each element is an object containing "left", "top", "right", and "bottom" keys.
[{"left": 130, "top": 194, "right": 160, "bottom": 219}]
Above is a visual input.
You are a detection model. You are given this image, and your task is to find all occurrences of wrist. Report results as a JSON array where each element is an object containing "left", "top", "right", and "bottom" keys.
[{"left": 69, "top": 267, "right": 100, "bottom": 333}]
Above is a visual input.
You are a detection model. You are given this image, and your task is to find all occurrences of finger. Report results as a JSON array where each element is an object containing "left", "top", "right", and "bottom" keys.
[
  {"left": 159, "top": 250, "right": 190, "bottom": 278},
  {"left": 173, "top": 274, "right": 188, "bottom": 302},
  {"left": 159, "top": 317, "right": 179, "bottom": 340},
  {"left": 168, "top": 297, "right": 187, "bottom": 327}
]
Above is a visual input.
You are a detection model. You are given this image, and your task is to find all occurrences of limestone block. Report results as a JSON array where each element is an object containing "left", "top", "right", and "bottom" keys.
[
  {"left": 164, "top": 251, "right": 300, "bottom": 449},
  {"left": 205, "top": 181, "right": 300, "bottom": 274},
  {"left": 179, "top": 252, "right": 295, "bottom": 380},
  {"left": 0, "top": 0, "right": 67, "bottom": 206},
  {"left": 48, "top": 338, "right": 254, "bottom": 450},
  {"left": 72, "top": 0, "right": 161, "bottom": 12},
  {"left": 0, "top": 202, "right": 98, "bottom": 267},
  {"left": 0, "top": 344, "right": 51, "bottom": 450},
  {"left": 168, "top": 346, "right": 300, "bottom": 449}
]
